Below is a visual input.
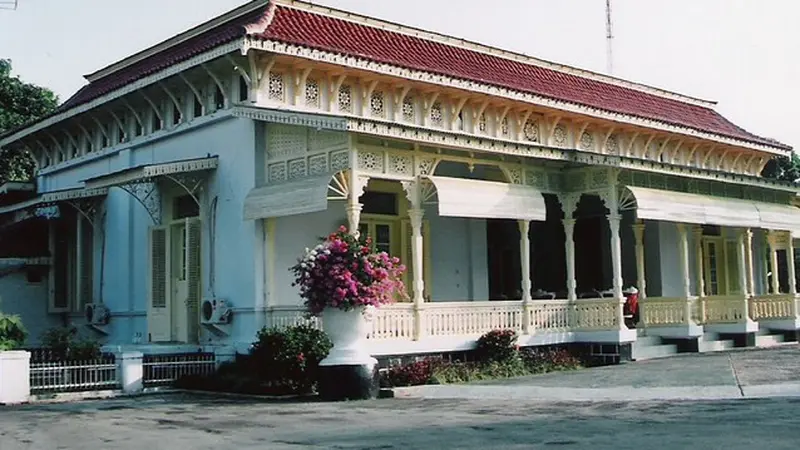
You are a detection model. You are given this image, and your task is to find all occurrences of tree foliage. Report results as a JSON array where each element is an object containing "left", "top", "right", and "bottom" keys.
[
  {"left": 761, "top": 152, "right": 800, "bottom": 184},
  {"left": 0, "top": 59, "right": 59, "bottom": 184}
]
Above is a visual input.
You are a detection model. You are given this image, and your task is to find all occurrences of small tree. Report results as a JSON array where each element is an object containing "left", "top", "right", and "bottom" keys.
[
  {"left": 0, "top": 59, "right": 59, "bottom": 184},
  {"left": 0, "top": 312, "right": 26, "bottom": 351}
]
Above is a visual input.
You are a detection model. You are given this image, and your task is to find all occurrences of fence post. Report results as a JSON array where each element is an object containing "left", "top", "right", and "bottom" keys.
[
  {"left": 214, "top": 346, "right": 237, "bottom": 370},
  {"left": 116, "top": 351, "right": 144, "bottom": 394},
  {"left": 0, "top": 350, "right": 30, "bottom": 405}
]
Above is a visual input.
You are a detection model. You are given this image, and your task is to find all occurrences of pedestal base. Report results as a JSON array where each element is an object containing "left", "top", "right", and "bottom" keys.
[{"left": 317, "top": 363, "right": 379, "bottom": 401}]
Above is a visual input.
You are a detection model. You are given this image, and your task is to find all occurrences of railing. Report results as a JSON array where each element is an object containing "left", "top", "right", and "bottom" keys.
[
  {"left": 529, "top": 299, "right": 571, "bottom": 332},
  {"left": 570, "top": 297, "right": 621, "bottom": 330},
  {"left": 368, "top": 303, "right": 415, "bottom": 339},
  {"left": 750, "top": 294, "right": 798, "bottom": 321},
  {"left": 268, "top": 305, "right": 322, "bottom": 329},
  {"left": 639, "top": 297, "right": 692, "bottom": 327},
  {"left": 142, "top": 353, "right": 216, "bottom": 387},
  {"left": 424, "top": 301, "right": 525, "bottom": 337},
  {"left": 700, "top": 295, "right": 747, "bottom": 324},
  {"left": 29, "top": 357, "right": 119, "bottom": 394}
]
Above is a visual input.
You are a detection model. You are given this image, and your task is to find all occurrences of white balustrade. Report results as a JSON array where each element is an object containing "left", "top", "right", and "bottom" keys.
[
  {"left": 423, "top": 301, "right": 524, "bottom": 337},
  {"left": 570, "top": 298, "right": 621, "bottom": 330},
  {"left": 367, "top": 303, "right": 415, "bottom": 340},
  {"left": 700, "top": 295, "right": 747, "bottom": 324},
  {"left": 265, "top": 298, "right": 628, "bottom": 342},
  {"left": 639, "top": 297, "right": 692, "bottom": 326},
  {"left": 749, "top": 294, "right": 797, "bottom": 321}
]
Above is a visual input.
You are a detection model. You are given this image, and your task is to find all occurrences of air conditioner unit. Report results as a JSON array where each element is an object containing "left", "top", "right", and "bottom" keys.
[
  {"left": 201, "top": 298, "right": 232, "bottom": 325},
  {"left": 84, "top": 303, "right": 111, "bottom": 325}
]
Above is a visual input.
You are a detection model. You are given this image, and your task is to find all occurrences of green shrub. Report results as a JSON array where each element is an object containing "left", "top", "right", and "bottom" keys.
[
  {"left": 475, "top": 329, "right": 518, "bottom": 363},
  {"left": 40, "top": 327, "right": 102, "bottom": 361},
  {"left": 519, "top": 346, "right": 582, "bottom": 373},
  {"left": 381, "top": 358, "right": 442, "bottom": 387},
  {"left": 249, "top": 324, "right": 332, "bottom": 393},
  {"left": 0, "top": 313, "right": 26, "bottom": 351}
]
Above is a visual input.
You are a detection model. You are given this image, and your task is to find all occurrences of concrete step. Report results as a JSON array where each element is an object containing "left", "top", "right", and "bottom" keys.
[
  {"left": 634, "top": 335, "right": 663, "bottom": 347},
  {"left": 698, "top": 339, "right": 735, "bottom": 353},
  {"left": 755, "top": 334, "right": 785, "bottom": 348},
  {"left": 632, "top": 344, "right": 679, "bottom": 361},
  {"left": 701, "top": 332, "right": 721, "bottom": 341}
]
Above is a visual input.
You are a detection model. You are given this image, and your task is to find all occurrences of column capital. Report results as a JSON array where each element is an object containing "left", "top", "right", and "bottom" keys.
[
  {"left": 518, "top": 219, "right": 531, "bottom": 235},
  {"left": 606, "top": 212, "right": 621, "bottom": 223},
  {"left": 408, "top": 208, "right": 424, "bottom": 228}
]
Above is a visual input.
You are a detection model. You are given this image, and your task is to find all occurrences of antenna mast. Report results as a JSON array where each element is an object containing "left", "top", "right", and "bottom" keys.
[{"left": 605, "top": 0, "right": 614, "bottom": 75}]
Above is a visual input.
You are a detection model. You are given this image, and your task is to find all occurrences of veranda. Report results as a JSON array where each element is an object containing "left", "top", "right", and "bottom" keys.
[{"left": 246, "top": 143, "right": 800, "bottom": 356}]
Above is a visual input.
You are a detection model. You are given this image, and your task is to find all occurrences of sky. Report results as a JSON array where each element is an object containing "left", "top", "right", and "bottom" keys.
[{"left": 1, "top": 0, "right": 797, "bottom": 150}]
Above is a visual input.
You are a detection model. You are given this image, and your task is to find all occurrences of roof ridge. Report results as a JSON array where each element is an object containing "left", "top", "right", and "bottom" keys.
[
  {"left": 84, "top": 0, "right": 270, "bottom": 83},
  {"left": 272, "top": 0, "right": 719, "bottom": 109}
]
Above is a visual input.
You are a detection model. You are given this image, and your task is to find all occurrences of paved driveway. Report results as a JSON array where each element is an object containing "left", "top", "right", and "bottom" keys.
[{"left": 1, "top": 346, "right": 799, "bottom": 450}]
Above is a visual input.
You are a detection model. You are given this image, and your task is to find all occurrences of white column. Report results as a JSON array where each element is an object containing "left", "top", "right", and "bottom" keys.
[
  {"left": 607, "top": 213, "right": 624, "bottom": 300},
  {"left": 404, "top": 178, "right": 427, "bottom": 341},
  {"left": 737, "top": 229, "right": 751, "bottom": 323},
  {"left": 768, "top": 232, "right": 780, "bottom": 294},
  {"left": 519, "top": 220, "right": 532, "bottom": 334},
  {"left": 346, "top": 170, "right": 366, "bottom": 236},
  {"left": 632, "top": 222, "right": 647, "bottom": 299},
  {"left": 745, "top": 229, "right": 755, "bottom": 296},
  {"left": 676, "top": 223, "right": 692, "bottom": 299},
  {"left": 693, "top": 226, "right": 705, "bottom": 297},
  {"left": 409, "top": 209, "right": 426, "bottom": 306},
  {"left": 787, "top": 237, "right": 797, "bottom": 295},
  {"left": 76, "top": 214, "right": 84, "bottom": 310},
  {"left": 677, "top": 223, "right": 695, "bottom": 326},
  {"left": 564, "top": 218, "right": 577, "bottom": 301}
]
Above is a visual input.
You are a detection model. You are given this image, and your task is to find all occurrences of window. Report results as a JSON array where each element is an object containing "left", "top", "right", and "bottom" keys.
[
  {"left": 702, "top": 236, "right": 742, "bottom": 296},
  {"left": 214, "top": 85, "right": 226, "bottom": 110},
  {"left": 239, "top": 76, "right": 249, "bottom": 102},
  {"left": 172, "top": 101, "right": 183, "bottom": 125},
  {"left": 360, "top": 191, "right": 397, "bottom": 216},
  {"left": 51, "top": 213, "right": 94, "bottom": 313},
  {"left": 193, "top": 95, "right": 204, "bottom": 118},
  {"left": 173, "top": 195, "right": 200, "bottom": 220}
]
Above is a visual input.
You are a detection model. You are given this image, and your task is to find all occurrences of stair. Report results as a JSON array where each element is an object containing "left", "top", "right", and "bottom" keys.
[
  {"left": 632, "top": 334, "right": 678, "bottom": 361},
  {"left": 755, "top": 329, "right": 788, "bottom": 348},
  {"left": 698, "top": 332, "right": 735, "bottom": 353}
]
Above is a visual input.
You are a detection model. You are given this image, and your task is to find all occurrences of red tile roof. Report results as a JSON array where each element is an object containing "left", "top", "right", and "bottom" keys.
[{"left": 54, "top": 2, "right": 788, "bottom": 150}]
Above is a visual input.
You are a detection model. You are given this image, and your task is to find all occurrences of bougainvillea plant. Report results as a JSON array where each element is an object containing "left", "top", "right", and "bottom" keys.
[{"left": 291, "top": 226, "right": 407, "bottom": 316}]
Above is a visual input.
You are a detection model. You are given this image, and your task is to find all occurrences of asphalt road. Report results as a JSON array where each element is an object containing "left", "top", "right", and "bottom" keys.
[
  {"left": 2, "top": 346, "right": 800, "bottom": 449},
  {"left": 1, "top": 394, "right": 799, "bottom": 449}
]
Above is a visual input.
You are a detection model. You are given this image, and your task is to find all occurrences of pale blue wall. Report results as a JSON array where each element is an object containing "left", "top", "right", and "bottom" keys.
[
  {"left": 32, "top": 116, "right": 261, "bottom": 347},
  {"left": 0, "top": 264, "right": 61, "bottom": 346}
]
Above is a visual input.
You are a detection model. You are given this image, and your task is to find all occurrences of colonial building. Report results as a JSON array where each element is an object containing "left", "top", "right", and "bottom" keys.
[{"left": 0, "top": 0, "right": 797, "bottom": 359}]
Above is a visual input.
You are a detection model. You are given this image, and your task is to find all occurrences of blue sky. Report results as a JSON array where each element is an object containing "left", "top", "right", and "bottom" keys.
[{"left": 1, "top": 0, "right": 797, "bottom": 150}]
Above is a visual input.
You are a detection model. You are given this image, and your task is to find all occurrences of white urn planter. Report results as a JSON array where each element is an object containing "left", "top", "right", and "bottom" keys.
[
  {"left": 0, "top": 350, "right": 31, "bottom": 405},
  {"left": 317, "top": 306, "right": 380, "bottom": 401}
]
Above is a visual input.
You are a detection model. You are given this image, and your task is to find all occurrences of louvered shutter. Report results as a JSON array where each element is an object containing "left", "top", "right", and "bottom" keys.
[
  {"left": 79, "top": 218, "right": 94, "bottom": 310},
  {"left": 725, "top": 240, "right": 741, "bottom": 295},
  {"left": 185, "top": 218, "right": 202, "bottom": 343},
  {"left": 148, "top": 226, "right": 171, "bottom": 342}
]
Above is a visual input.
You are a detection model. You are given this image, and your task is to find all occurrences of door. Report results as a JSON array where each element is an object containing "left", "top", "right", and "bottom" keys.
[
  {"left": 170, "top": 218, "right": 201, "bottom": 343},
  {"left": 171, "top": 223, "right": 188, "bottom": 342},
  {"left": 703, "top": 238, "right": 724, "bottom": 296},
  {"left": 148, "top": 226, "right": 171, "bottom": 342}
]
